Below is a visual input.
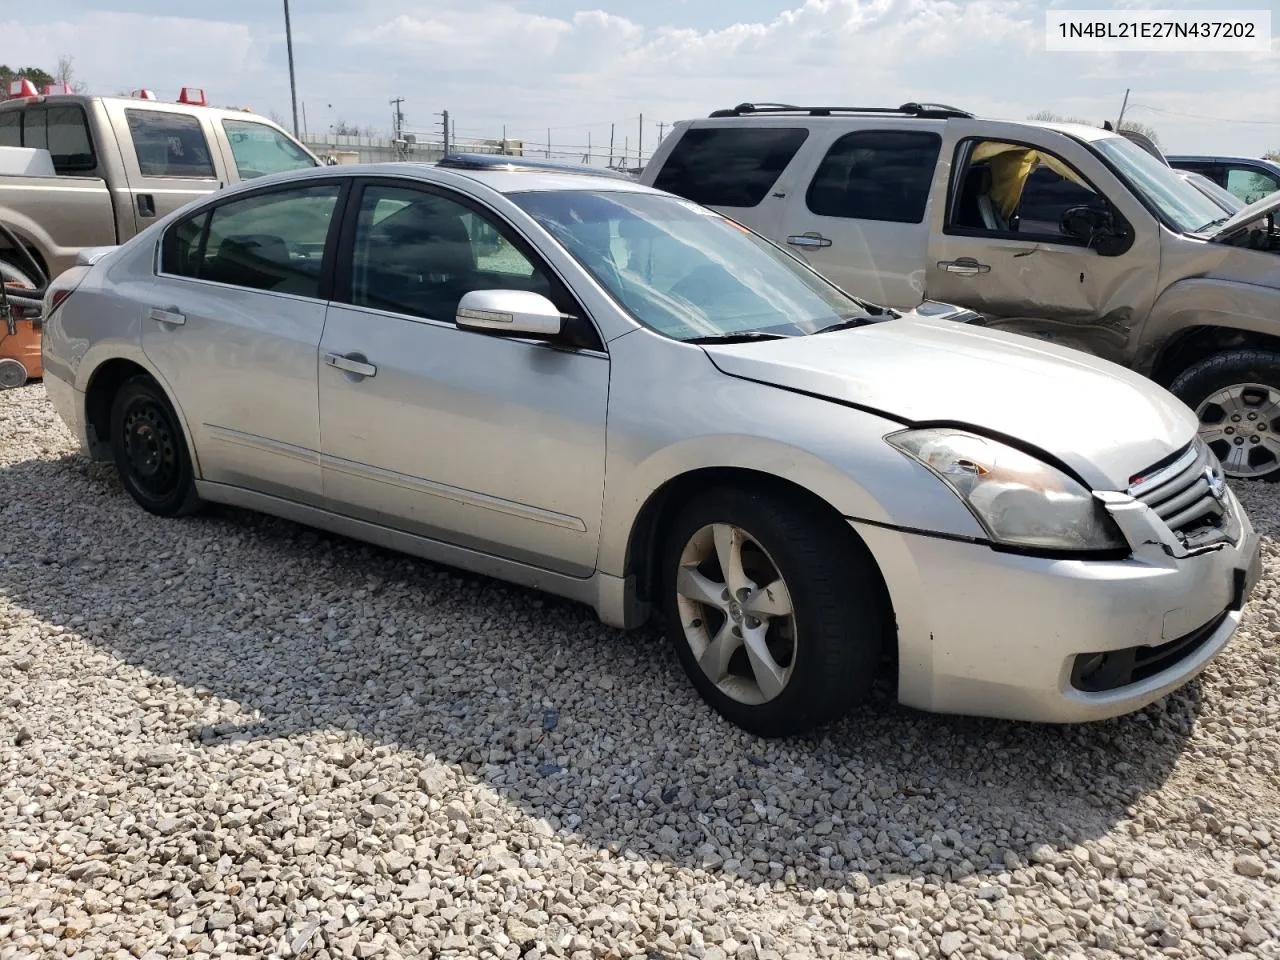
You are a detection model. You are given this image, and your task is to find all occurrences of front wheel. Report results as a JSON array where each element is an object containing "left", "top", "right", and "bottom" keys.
[
  {"left": 659, "top": 485, "right": 887, "bottom": 738},
  {"left": 1169, "top": 349, "right": 1280, "bottom": 481},
  {"left": 109, "top": 375, "right": 204, "bottom": 516}
]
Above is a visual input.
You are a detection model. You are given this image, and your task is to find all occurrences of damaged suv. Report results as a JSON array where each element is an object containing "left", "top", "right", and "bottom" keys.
[{"left": 641, "top": 103, "right": 1280, "bottom": 479}]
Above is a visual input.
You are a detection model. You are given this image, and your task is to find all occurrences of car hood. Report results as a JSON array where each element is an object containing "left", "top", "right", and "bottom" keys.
[
  {"left": 1207, "top": 190, "right": 1280, "bottom": 241},
  {"left": 702, "top": 314, "right": 1197, "bottom": 491}
]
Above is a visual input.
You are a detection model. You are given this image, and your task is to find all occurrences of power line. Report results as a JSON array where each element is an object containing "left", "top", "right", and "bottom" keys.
[{"left": 1129, "top": 103, "right": 1280, "bottom": 127}]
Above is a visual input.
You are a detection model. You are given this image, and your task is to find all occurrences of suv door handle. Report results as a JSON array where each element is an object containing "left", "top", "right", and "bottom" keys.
[
  {"left": 148, "top": 307, "right": 186, "bottom": 325},
  {"left": 137, "top": 194, "right": 156, "bottom": 218},
  {"left": 324, "top": 352, "right": 377, "bottom": 379},
  {"left": 938, "top": 258, "right": 990, "bottom": 276},
  {"left": 786, "top": 233, "right": 832, "bottom": 248}
]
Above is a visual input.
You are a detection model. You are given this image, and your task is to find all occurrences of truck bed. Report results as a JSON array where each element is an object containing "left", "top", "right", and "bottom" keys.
[{"left": 0, "top": 174, "right": 117, "bottom": 281}]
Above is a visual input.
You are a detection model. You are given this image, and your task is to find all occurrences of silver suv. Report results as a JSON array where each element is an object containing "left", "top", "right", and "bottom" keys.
[
  {"left": 641, "top": 102, "right": 1280, "bottom": 480},
  {"left": 41, "top": 158, "right": 1260, "bottom": 736}
]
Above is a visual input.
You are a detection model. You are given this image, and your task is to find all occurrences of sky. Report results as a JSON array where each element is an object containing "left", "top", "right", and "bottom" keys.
[{"left": 4, "top": 0, "right": 1279, "bottom": 161}]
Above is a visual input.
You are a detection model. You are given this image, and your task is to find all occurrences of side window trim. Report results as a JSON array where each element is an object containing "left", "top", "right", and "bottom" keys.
[
  {"left": 156, "top": 176, "right": 352, "bottom": 301},
  {"left": 942, "top": 136, "right": 1112, "bottom": 246},
  {"left": 332, "top": 176, "right": 605, "bottom": 352}
]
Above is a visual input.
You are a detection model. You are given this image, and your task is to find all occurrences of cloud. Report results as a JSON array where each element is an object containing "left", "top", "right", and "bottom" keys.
[{"left": 5, "top": 1, "right": 1279, "bottom": 156}]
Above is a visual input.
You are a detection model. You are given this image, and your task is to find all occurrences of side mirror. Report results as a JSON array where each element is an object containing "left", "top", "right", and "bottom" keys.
[
  {"left": 1059, "top": 205, "right": 1132, "bottom": 257},
  {"left": 456, "top": 290, "right": 563, "bottom": 338}
]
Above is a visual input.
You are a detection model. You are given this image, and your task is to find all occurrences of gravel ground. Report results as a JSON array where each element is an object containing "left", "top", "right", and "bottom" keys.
[{"left": 0, "top": 380, "right": 1278, "bottom": 960}]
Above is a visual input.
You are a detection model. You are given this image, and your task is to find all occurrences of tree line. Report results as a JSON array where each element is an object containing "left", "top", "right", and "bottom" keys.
[{"left": 0, "top": 56, "right": 87, "bottom": 95}]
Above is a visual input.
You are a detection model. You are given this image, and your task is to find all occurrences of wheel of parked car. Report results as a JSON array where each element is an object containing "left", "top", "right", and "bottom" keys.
[
  {"left": 109, "top": 375, "right": 204, "bottom": 516},
  {"left": 659, "top": 485, "right": 886, "bottom": 737},
  {"left": 1169, "top": 349, "right": 1280, "bottom": 481}
]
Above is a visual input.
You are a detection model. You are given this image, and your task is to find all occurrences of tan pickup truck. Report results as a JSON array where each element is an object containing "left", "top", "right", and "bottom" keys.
[{"left": 0, "top": 88, "right": 321, "bottom": 287}]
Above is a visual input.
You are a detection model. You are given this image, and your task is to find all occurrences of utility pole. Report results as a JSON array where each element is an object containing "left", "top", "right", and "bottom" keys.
[
  {"left": 1115, "top": 88, "right": 1131, "bottom": 130},
  {"left": 584, "top": 132, "right": 591, "bottom": 165},
  {"left": 301, "top": 101, "right": 308, "bottom": 138},
  {"left": 439, "top": 108, "right": 450, "bottom": 156},
  {"left": 390, "top": 98, "right": 407, "bottom": 160},
  {"left": 547, "top": 128, "right": 551, "bottom": 159},
  {"left": 502, "top": 124, "right": 507, "bottom": 155},
  {"left": 657, "top": 121, "right": 666, "bottom": 143},
  {"left": 638, "top": 114, "right": 643, "bottom": 165},
  {"left": 609, "top": 123, "right": 615, "bottom": 168},
  {"left": 283, "top": 0, "right": 299, "bottom": 137}
]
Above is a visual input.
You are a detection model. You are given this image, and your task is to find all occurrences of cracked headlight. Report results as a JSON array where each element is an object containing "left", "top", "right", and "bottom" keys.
[{"left": 886, "top": 427, "right": 1127, "bottom": 552}]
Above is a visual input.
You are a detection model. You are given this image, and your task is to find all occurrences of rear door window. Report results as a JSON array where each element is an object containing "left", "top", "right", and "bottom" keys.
[
  {"left": 199, "top": 185, "right": 340, "bottom": 297},
  {"left": 12, "top": 105, "right": 95, "bottom": 172},
  {"left": 805, "top": 130, "right": 940, "bottom": 223},
  {"left": 0, "top": 111, "right": 20, "bottom": 148},
  {"left": 22, "top": 108, "right": 47, "bottom": 151},
  {"left": 221, "top": 119, "right": 318, "bottom": 179},
  {"left": 652, "top": 126, "right": 809, "bottom": 208},
  {"left": 46, "top": 107, "right": 95, "bottom": 172},
  {"left": 125, "top": 110, "right": 216, "bottom": 179}
]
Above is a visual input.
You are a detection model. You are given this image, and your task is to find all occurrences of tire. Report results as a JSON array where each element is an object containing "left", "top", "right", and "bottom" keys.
[
  {"left": 0, "top": 259, "right": 38, "bottom": 289},
  {"left": 0, "top": 358, "right": 27, "bottom": 389},
  {"left": 1168, "top": 348, "right": 1280, "bottom": 482},
  {"left": 658, "top": 485, "right": 887, "bottom": 738},
  {"left": 109, "top": 375, "right": 203, "bottom": 517}
]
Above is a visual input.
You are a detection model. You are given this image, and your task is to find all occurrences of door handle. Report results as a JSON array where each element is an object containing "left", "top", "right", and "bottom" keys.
[
  {"left": 324, "top": 352, "right": 377, "bottom": 379},
  {"left": 937, "top": 258, "right": 991, "bottom": 276},
  {"left": 786, "top": 233, "right": 832, "bottom": 248},
  {"left": 148, "top": 307, "right": 186, "bottom": 325},
  {"left": 137, "top": 194, "right": 156, "bottom": 218}
]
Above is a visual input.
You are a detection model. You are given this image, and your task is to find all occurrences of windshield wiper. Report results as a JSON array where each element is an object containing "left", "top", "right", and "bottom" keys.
[
  {"left": 811, "top": 315, "right": 879, "bottom": 335},
  {"left": 1196, "top": 216, "right": 1230, "bottom": 233},
  {"left": 684, "top": 331, "right": 791, "bottom": 345}
]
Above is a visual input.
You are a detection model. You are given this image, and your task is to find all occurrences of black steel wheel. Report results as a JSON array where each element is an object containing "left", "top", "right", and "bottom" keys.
[{"left": 109, "top": 375, "right": 203, "bottom": 516}]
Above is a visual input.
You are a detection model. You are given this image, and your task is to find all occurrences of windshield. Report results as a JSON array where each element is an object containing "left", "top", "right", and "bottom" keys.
[
  {"left": 1183, "top": 172, "right": 1245, "bottom": 214},
  {"left": 222, "top": 119, "right": 318, "bottom": 179},
  {"left": 509, "top": 190, "right": 878, "bottom": 341},
  {"left": 1093, "top": 136, "right": 1229, "bottom": 233}
]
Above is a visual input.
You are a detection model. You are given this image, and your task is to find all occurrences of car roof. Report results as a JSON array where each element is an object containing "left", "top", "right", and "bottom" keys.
[
  {"left": 0, "top": 93, "right": 283, "bottom": 124},
  {"left": 680, "top": 112, "right": 1123, "bottom": 145},
  {"left": 1168, "top": 154, "right": 1280, "bottom": 167},
  {"left": 245, "top": 161, "right": 661, "bottom": 196}
]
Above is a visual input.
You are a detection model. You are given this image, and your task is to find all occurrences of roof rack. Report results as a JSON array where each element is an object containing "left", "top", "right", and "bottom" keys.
[
  {"left": 708, "top": 101, "right": 973, "bottom": 120},
  {"left": 436, "top": 153, "right": 635, "bottom": 180}
]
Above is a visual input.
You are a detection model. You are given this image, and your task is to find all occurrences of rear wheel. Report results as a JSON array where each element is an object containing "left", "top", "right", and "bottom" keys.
[
  {"left": 109, "top": 375, "right": 203, "bottom": 516},
  {"left": 1169, "top": 349, "right": 1280, "bottom": 481},
  {"left": 659, "top": 485, "right": 887, "bottom": 737}
]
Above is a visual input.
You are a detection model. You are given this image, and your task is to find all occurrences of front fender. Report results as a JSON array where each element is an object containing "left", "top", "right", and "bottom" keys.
[
  {"left": 596, "top": 330, "right": 985, "bottom": 578},
  {"left": 1139, "top": 276, "right": 1280, "bottom": 374}
]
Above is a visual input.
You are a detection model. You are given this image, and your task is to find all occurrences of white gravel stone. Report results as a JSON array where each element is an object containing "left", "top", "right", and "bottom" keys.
[{"left": 1, "top": 381, "right": 1279, "bottom": 959}]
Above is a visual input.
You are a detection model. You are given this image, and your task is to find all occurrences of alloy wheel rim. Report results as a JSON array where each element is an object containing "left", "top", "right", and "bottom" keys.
[
  {"left": 122, "top": 400, "right": 179, "bottom": 499},
  {"left": 1195, "top": 382, "right": 1280, "bottom": 479},
  {"left": 674, "top": 523, "right": 797, "bottom": 705}
]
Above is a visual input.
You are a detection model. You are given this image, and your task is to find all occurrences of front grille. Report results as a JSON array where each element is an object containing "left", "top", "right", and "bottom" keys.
[
  {"left": 1128, "top": 440, "right": 1227, "bottom": 540},
  {"left": 1071, "top": 611, "right": 1226, "bottom": 692}
]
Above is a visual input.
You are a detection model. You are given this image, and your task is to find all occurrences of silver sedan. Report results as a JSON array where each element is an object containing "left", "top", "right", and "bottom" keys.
[{"left": 40, "top": 158, "right": 1261, "bottom": 736}]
